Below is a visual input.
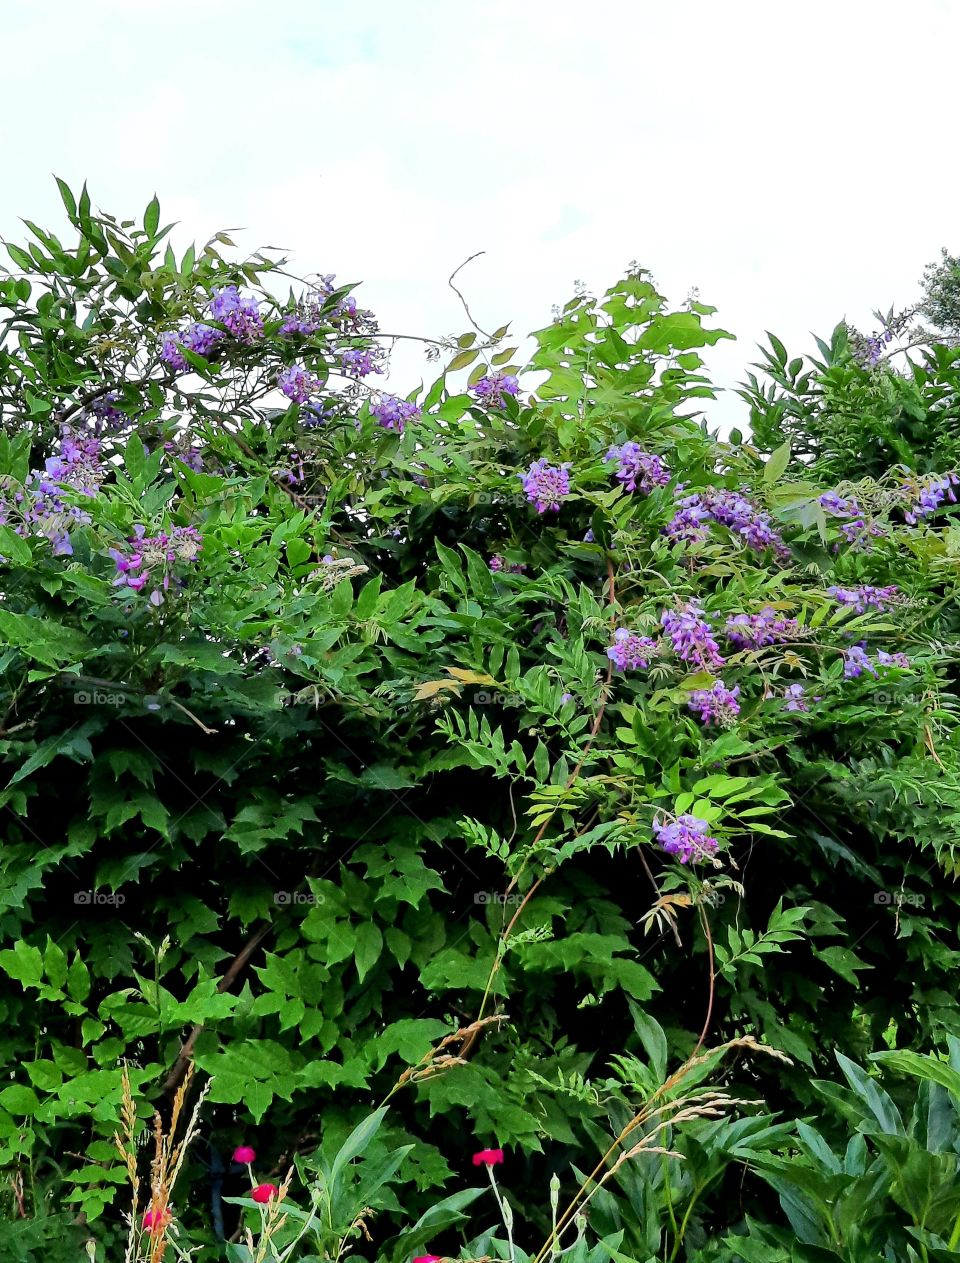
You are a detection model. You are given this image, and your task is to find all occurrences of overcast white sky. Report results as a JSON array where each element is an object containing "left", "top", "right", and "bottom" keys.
[{"left": 2, "top": 0, "right": 958, "bottom": 431}]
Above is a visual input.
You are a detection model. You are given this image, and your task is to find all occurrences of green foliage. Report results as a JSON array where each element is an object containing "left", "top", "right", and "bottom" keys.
[{"left": 0, "top": 183, "right": 958, "bottom": 1260}]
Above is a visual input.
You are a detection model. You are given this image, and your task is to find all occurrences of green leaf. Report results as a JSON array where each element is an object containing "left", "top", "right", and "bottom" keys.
[
  {"left": 143, "top": 194, "right": 161, "bottom": 237},
  {"left": 764, "top": 439, "right": 791, "bottom": 485}
]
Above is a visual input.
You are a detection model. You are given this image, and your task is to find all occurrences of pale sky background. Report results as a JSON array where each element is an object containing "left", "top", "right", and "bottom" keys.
[{"left": 1, "top": 0, "right": 957, "bottom": 432}]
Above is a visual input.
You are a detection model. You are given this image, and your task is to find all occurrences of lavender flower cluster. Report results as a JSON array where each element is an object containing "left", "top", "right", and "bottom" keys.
[
  {"left": 725, "top": 607, "right": 800, "bottom": 649},
  {"left": 109, "top": 524, "right": 202, "bottom": 607},
  {"left": 489, "top": 555, "right": 527, "bottom": 574},
  {"left": 827, "top": 584, "right": 901, "bottom": 614},
  {"left": 819, "top": 491, "right": 887, "bottom": 549},
  {"left": 687, "top": 680, "right": 741, "bottom": 727},
  {"left": 844, "top": 645, "right": 910, "bottom": 679},
  {"left": 653, "top": 814, "right": 719, "bottom": 865},
  {"left": 520, "top": 459, "right": 571, "bottom": 513},
  {"left": 900, "top": 472, "right": 960, "bottom": 525},
  {"left": 370, "top": 394, "right": 421, "bottom": 434},
  {"left": 0, "top": 430, "right": 104, "bottom": 555},
  {"left": 472, "top": 373, "right": 519, "bottom": 408},
  {"left": 665, "top": 488, "right": 789, "bottom": 557},
  {"left": 605, "top": 443, "right": 671, "bottom": 494},
  {"left": 660, "top": 604, "right": 725, "bottom": 672},
  {"left": 606, "top": 628, "right": 658, "bottom": 671},
  {"left": 161, "top": 285, "right": 264, "bottom": 371}
]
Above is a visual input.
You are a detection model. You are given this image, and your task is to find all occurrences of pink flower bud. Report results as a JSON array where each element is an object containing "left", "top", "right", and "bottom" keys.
[
  {"left": 233, "top": 1145, "right": 256, "bottom": 1164},
  {"left": 472, "top": 1147, "right": 504, "bottom": 1166},
  {"left": 251, "top": 1183, "right": 278, "bottom": 1204}
]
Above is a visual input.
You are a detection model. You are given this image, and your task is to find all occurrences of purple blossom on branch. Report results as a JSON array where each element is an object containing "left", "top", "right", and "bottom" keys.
[
  {"left": 370, "top": 394, "right": 421, "bottom": 433},
  {"left": 660, "top": 604, "right": 725, "bottom": 672},
  {"left": 653, "top": 814, "right": 719, "bottom": 865},
  {"left": 783, "top": 684, "right": 809, "bottom": 712},
  {"left": 161, "top": 322, "right": 225, "bottom": 371},
  {"left": 725, "top": 608, "right": 800, "bottom": 649},
  {"left": 520, "top": 459, "right": 570, "bottom": 513},
  {"left": 827, "top": 584, "right": 901, "bottom": 614},
  {"left": 606, "top": 628, "right": 657, "bottom": 671},
  {"left": 901, "top": 472, "right": 960, "bottom": 524},
  {"left": 278, "top": 365, "right": 322, "bottom": 403},
  {"left": 687, "top": 680, "right": 741, "bottom": 726},
  {"left": 605, "top": 443, "right": 671, "bottom": 494},
  {"left": 472, "top": 373, "right": 519, "bottom": 407},
  {"left": 209, "top": 285, "right": 264, "bottom": 343},
  {"left": 489, "top": 554, "right": 526, "bottom": 574},
  {"left": 341, "top": 347, "right": 384, "bottom": 377},
  {"left": 109, "top": 525, "right": 202, "bottom": 606}
]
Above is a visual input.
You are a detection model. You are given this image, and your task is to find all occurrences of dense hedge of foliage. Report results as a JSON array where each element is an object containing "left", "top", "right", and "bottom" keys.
[{"left": 1, "top": 185, "right": 959, "bottom": 1262}]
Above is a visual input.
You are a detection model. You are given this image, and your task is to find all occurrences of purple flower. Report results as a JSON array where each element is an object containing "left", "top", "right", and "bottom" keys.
[
  {"left": 161, "top": 322, "right": 225, "bottom": 371},
  {"left": 209, "top": 286, "right": 264, "bottom": 343},
  {"left": 472, "top": 373, "right": 520, "bottom": 407},
  {"left": 110, "top": 525, "right": 202, "bottom": 606},
  {"left": 278, "top": 365, "right": 322, "bottom": 403},
  {"left": 520, "top": 459, "right": 571, "bottom": 513},
  {"left": 901, "top": 472, "right": 960, "bottom": 524},
  {"left": 664, "top": 495, "right": 712, "bottom": 544},
  {"left": 489, "top": 554, "right": 526, "bottom": 574},
  {"left": 89, "top": 392, "right": 127, "bottom": 430},
  {"left": 702, "top": 489, "right": 790, "bottom": 557},
  {"left": 341, "top": 348, "right": 384, "bottom": 377},
  {"left": 820, "top": 491, "right": 860, "bottom": 518},
  {"left": 827, "top": 584, "right": 901, "bottom": 614},
  {"left": 370, "top": 394, "right": 421, "bottom": 433},
  {"left": 607, "top": 628, "right": 658, "bottom": 671},
  {"left": 877, "top": 649, "right": 910, "bottom": 668},
  {"left": 653, "top": 814, "right": 719, "bottom": 865},
  {"left": 783, "top": 683, "right": 809, "bottom": 712},
  {"left": 605, "top": 443, "right": 671, "bottom": 494},
  {"left": 687, "top": 680, "right": 741, "bottom": 726},
  {"left": 725, "top": 608, "right": 800, "bottom": 649},
  {"left": 844, "top": 646, "right": 878, "bottom": 679},
  {"left": 660, "top": 605, "right": 725, "bottom": 672}
]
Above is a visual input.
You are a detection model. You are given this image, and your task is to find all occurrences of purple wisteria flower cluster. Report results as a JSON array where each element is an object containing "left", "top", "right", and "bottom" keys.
[
  {"left": 489, "top": 554, "right": 527, "bottom": 574},
  {"left": 278, "top": 365, "right": 323, "bottom": 404},
  {"left": 660, "top": 604, "right": 725, "bottom": 672},
  {"left": 783, "top": 683, "right": 809, "bottom": 712},
  {"left": 605, "top": 443, "right": 671, "bottom": 494},
  {"left": 161, "top": 286, "right": 264, "bottom": 371},
  {"left": 665, "top": 488, "right": 789, "bottom": 557},
  {"left": 843, "top": 645, "right": 910, "bottom": 679},
  {"left": 0, "top": 430, "right": 105, "bottom": 555},
  {"left": 341, "top": 347, "right": 385, "bottom": 378},
  {"left": 828, "top": 584, "right": 901, "bottom": 614},
  {"left": 687, "top": 680, "right": 741, "bottom": 727},
  {"left": 653, "top": 814, "right": 719, "bottom": 865},
  {"left": 209, "top": 285, "right": 264, "bottom": 343},
  {"left": 725, "top": 607, "right": 800, "bottom": 650},
  {"left": 472, "top": 373, "right": 519, "bottom": 407},
  {"left": 109, "top": 525, "right": 202, "bottom": 606},
  {"left": 520, "top": 459, "right": 571, "bottom": 513},
  {"left": 606, "top": 628, "right": 658, "bottom": 671},
  {"left": 370, "top": 394, "right": 421, "bottom": 433},
  {"left": 89, "top": 392, "right": 127, "bottom": 431},
  {"left": 818, "top": 491, "right": 887, "bottom": 549},
  {"left": 900, "top": 472, "right": 960, "bottom": 525}
]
